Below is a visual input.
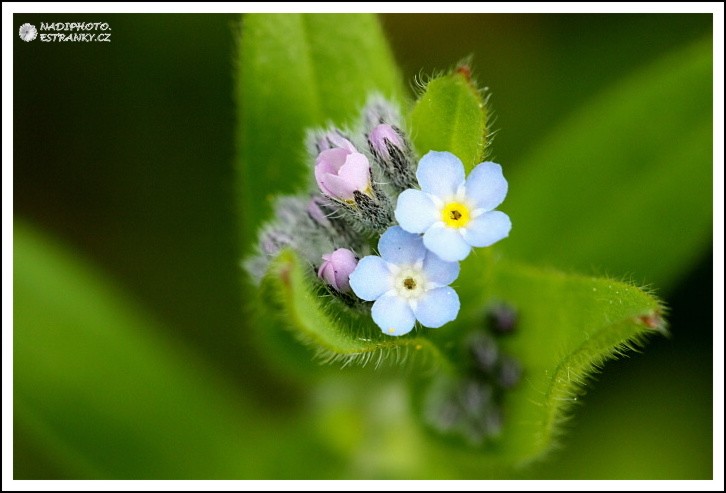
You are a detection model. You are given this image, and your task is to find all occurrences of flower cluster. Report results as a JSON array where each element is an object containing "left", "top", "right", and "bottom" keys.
[{"left": 246, "top": 96, "right": 511, "bottom": 337}]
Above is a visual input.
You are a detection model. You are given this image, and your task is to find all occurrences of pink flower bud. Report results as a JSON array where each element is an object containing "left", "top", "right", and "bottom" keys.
[
  {"left": 317, "top": 248, "right": 358, "bottom": 293},
  {"left": 369, "top": 123, "right": 403, "bottom": 159},
  {"left": 314, "top": 148, "right": 371, "bottom": 202},
  {"left": 306, "top": 197, "right": 331, "bottom": 228},
  {"left": 315, "top": 131, "right": 356, "bottom": 153}
]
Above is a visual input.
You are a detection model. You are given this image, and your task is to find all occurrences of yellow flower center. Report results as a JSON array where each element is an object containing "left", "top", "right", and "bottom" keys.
[
  {"left": 402, "top": 277, "right": 417, "bottom": 290},
  {"left": 441, "top": 202, "right": 471, "bottom": 228},
  {"left": 393, "top": 268, "right": 426, "bottom": 299}
]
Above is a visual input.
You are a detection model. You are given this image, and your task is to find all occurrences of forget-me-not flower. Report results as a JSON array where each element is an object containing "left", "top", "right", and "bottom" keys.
[
  {"left": 395, "top": 151, "right": 511, "bottom": 262},
  {"left": 349, "top": 226, "right": 460, "bottom": 336}
]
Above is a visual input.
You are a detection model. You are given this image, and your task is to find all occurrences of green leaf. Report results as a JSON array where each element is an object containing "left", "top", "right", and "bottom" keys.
[
  {"left": 259, "top": 248, "right": 450, "bottom": 369},
  {"left": 259, "top": 246, "right": 664, "bottom": 466},
  {"left": 504, "top": 38, "right": 712, "bottom": 289},
  {"left": 409, "top": 69, "right": 488, "bottom": 172},
  {"left": 13, "top": 221, "right": 341, "bottom": 478},
  {"left": 236, "top": 14, "right": 405, "bottom": 244},
  {"left": 415, "top": 254, "right": 666, "bottom": 467}
]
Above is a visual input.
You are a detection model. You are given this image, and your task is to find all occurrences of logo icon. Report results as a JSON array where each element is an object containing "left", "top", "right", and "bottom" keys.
[{"left": 19, "top": 23, "right": 37, "bottom": 42}]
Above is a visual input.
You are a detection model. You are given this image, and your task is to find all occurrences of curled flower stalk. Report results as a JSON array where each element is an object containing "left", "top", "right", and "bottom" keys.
[
  {"left": 246, "top": 96, "right": 511, "bottom": 338},
  {"left": 237, "top": 17, "right": 673, "bottom": 463}
]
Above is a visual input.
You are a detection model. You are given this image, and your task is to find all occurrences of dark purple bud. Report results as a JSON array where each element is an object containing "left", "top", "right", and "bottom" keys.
[
  {"left": 486, "top": 303, "right": 519, "bottom": 334},
  {"left": 496, "top": 356, "right": 522, "bottom": 389},
  {"left": 458, "top": 379, "right": 493, "bottom": 416},
  {"left": 469, "top": 332, "right": 500, "bottom": 374}
]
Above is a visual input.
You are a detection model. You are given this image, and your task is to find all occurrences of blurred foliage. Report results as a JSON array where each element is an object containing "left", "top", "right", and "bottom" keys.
[
  {"left": 13, "top": 13, "right": 713, "bottom": 479},
  {"left": 14, "top": 221, "right": 348, "bottom": 479},
  {"left": 504, "top": 38, "right": 712, "bottom": 289}
]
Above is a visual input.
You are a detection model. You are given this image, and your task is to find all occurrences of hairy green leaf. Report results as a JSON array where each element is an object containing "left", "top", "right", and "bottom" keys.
[
  {"left": 260, "top": 247, "right": 664, "bottom": 466},
  {"left": 504, "top": 38, "right": 712, "bottom": 289},
  {"left": 237, "top": 14, "right": 405, "bottom": 244},
  {"left": 259, "top": 248, "right": 450, "bottom": 369},
  {"left": 455, "top": 255, "right": 665, "bottom": 464},
  {"left": 409, "top": 69, "right": 488, "bottom": 172}
]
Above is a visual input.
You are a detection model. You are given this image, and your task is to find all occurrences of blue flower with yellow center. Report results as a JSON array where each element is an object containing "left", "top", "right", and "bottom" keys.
[{"left": 395, "top": 151, "right": 512, "bottom": 262}]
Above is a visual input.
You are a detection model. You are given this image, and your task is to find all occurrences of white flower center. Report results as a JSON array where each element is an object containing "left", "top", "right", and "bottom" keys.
[{"left": 392, "top": 265, "right": 427, "bottom": 300}]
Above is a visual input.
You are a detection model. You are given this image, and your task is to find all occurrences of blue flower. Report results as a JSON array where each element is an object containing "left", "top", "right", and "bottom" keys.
[
  {"left": 349, "top": 226, "right": 460, "bottom": 336},
  {"left": 395, "top": 151, "right": 512, "bottom": 262}
]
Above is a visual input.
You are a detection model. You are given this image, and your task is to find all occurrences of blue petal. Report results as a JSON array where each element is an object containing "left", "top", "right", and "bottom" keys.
[
  {"left": 378, "top": 226, "right": 427, "bottom": 266},
  {"left": 423, "top": 224, "right": 471, "bottom": 262},
  {"left": 461, "top": 211, "right": 512, "bottom": 248},
  {"left": 416, "top": 151, "right": 465, "bottom": 199},
  {"left": 413, "top": 286, "right": 460, "bottom": 328},
  {"left": 349, "top": 256, "right": 392, "bottom": 301},
  {"left": 395, "top": 189, "right": 438, "bottom": 234},
  {"left": 422, "top": 251, "right": 460, "bottom": 286},
  {"left": 465, "top": 162, "right": 508, "bottom": 211},
  {"left": 371, "top": 294, "right": 416, "bottom": 336}
]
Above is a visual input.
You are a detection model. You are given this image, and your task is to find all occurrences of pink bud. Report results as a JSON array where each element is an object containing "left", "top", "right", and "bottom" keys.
[
  {"left": 307, "top": 197, "right": 331, "bottom": 228},
  {"left": 314, "top": 148, "right": 371, "bottom": 202},
  {"left": 369, "top": 123, "right": 403, "bottom": 159},
  {"left": 317, "top": 248, "right": 358, "bottom": 293},
  {"left": 315, "top": 131, "right": 357, "bottom": 153}
]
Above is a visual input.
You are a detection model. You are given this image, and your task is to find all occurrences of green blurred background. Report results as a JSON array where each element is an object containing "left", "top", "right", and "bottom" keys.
[{"left": 13, "top": 13, "right": 713, "bottom": 479}]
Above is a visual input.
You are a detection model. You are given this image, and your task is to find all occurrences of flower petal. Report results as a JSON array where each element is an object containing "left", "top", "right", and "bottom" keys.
[
  {"left": 378, "top": 226, "right": 427, "bottom": 266},
  {"left": 423, "top": 224, "right": 471, "bottom": 262},
  {"left": 325, "top": 132, "right": 357, "bottom": 152},
  {"left": 422, "top": 251, "right": 460, "bottom": 286},
  {"left": 465, "top": 162, "right": 508, "bottom": 211},
  {"left": 394, "top": 189, "right": 439, "bottom": 234},
  {"left": 318, "top": 173, "right": 356, "bottom": 201},
  {"left": 315, "top": 148, "right": 347, "bottom": 175},
  {"left": 461, "top": 211, "right": 512, "bottom": 248},
  {"left": 338, "top": 152, "right": 371, "bottom": 193},
  {"left": 413, "top": 286, "right": 460, "bottom": 328},
  {"left": 416, "top": 151, "right": 465, "bottom": 199},
  {"left": 328, "top": 248, "right": 358, "bottom": 292},
  {"left": 349, "top": 256, "right": 392, "bottom": 301},
  {"left": 371, "top": 293, "right": 416, "bottom": 336}
]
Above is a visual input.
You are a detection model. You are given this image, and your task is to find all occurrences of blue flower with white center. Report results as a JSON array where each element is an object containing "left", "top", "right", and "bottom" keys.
[
  {"left": 349, "top": 226, "right": 461, "bottom": 336},
  {"left": 395, "top": 151, "right": 512, "bottom": 262}
]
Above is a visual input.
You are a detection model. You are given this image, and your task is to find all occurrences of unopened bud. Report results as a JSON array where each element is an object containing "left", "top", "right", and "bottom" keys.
[
  {"left": 306, "top": 196, "right": 332, "bottom": 228},
  {"left": 367, "top": 123, "right": 416, "bottom": 190},
  {"left": 314, "top": 130, "right": 356, "bottom": 153},
  {"left": 317, "top": 248, "right": 358, "bottom": 293},
  {"left": 486, "top": 303, "right": 518, "bottom": 334},
  {"left": 314, "top": 148, "right": 372, "bottom": 203}
]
